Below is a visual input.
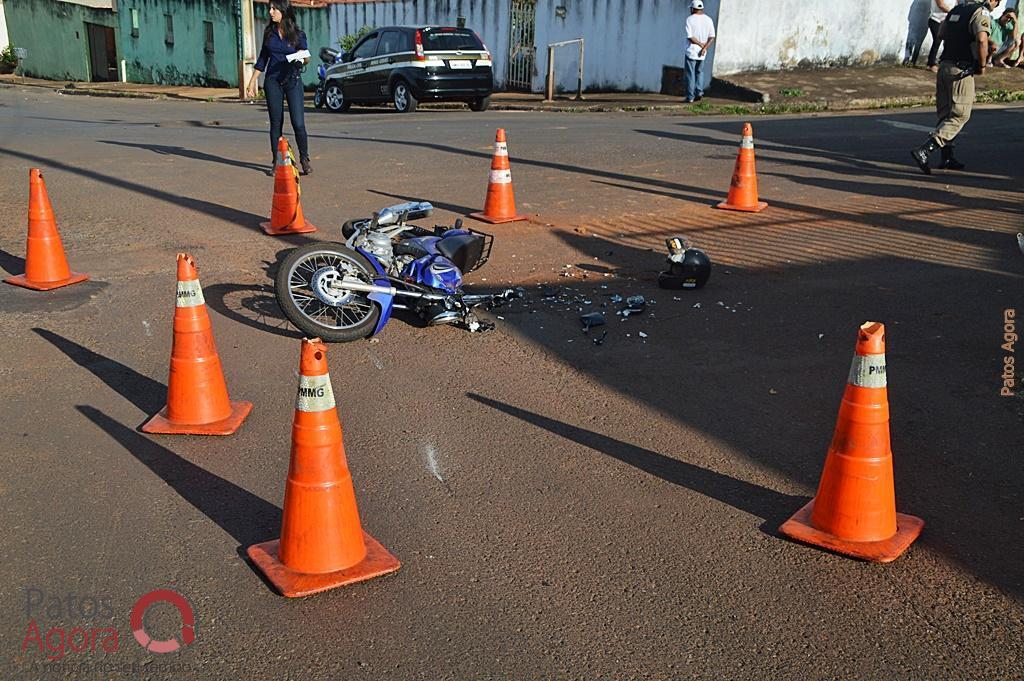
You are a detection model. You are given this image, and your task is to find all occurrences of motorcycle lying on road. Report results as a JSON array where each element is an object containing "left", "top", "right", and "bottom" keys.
[{"left": 275, "top": 202, "right": 514, "bottom": 342}]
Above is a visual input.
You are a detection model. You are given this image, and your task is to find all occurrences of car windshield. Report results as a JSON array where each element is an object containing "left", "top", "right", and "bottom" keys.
[{"left": 423, "top": 30, "right": 483, "bottom": 52}]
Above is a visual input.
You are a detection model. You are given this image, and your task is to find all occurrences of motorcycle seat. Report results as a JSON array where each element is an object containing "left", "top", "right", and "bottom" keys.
[{"left": 437, "top": 233, "right": 485, "bottom": 273}]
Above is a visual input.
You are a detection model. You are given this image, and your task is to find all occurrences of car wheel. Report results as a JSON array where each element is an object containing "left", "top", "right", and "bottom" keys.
[
  {"left": 325, "top": 82, "right": 350, "bottom": 112},
  {"left": 392, "top": 80, "right": 418, "bottom": 113},
  {"left": 469, "top": 95, "right": 491, "bottom": 112}
]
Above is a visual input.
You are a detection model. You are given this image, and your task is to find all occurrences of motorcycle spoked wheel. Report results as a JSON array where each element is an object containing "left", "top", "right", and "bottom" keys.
[{"left": 275, "top": 243, "right": 382, "bottom": 342}]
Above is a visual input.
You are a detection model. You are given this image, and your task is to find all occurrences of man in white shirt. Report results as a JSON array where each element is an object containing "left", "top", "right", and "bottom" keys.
[{"left": 684, "top": 0, "right": 716, "bottom": 103}]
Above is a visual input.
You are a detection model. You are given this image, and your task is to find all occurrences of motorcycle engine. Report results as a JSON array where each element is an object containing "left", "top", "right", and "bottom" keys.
[{"left": 365, "top": 231, "right": 394, "bottom": 268}]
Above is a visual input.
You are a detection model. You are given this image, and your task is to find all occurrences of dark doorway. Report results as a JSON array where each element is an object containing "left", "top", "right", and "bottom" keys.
[{"left": 86, "top": 23, "right": 118, "bottom": 82}]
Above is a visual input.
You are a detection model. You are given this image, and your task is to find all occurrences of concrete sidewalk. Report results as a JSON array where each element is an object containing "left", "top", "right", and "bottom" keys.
[{"left": 4, "top": 63, "right": 1024, "bottom": 113}]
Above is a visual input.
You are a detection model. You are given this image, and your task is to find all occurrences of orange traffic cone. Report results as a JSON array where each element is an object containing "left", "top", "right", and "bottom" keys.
[
  {"left": 247, "top": 338, "right": 400, "bottom": 597},
  {"left": 780, "top": 322, "right": 923, "bottom": 562},
  {"left": 142, "top": 253, "right": 252, "bottom": 435},
  {"left": 5, "top": 169, "right": 89, "bottom": 291},
  {"left": 715, "top": 123, "right": 768, "bottom": 213},
  {"left": 470, "top": 128, "right": 529, "bottom": 224},
  {"left": 260, "top": 137, "right": 317, "bottom": 236}
]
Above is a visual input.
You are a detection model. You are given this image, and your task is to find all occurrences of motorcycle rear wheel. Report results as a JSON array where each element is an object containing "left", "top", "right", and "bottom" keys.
[{"left": 276, "top": 243, "right": 382, "bottom": 342}]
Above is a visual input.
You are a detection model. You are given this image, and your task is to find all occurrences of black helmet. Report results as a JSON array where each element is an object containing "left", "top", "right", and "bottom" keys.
[{"left": 658, "top": 238, "right": 711, "bottom": 290}]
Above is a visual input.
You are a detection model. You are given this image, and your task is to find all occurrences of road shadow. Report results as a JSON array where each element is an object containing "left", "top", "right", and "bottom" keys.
[
  {"left": 366, "top": 189, "right": 480, "bottom": 218},
  {"left": 482, "top": 224, "right": 1023, "bottom": 598},
  {"left": 99, "top": 140, "right": 268, "bottom": 174},
  {"left": 33, "top": 328, "right": 166, "bottom": 416},
  {"left": 77, "top": 406, "right": 280, "bottom": 548},
  {"left": 204, "top": 282, "right": 302, "bottom": 339},
  {"left": 0, "top": 149, "right": 273, "bottom": 235},
  {"left": 0, "top": 247, "right": 26, "bottom": 276},
  {"left": 468, "top": 393, "right": 802, "bottom": 530}
]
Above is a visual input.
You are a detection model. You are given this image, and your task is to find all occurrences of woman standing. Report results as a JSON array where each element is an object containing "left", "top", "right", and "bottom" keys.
[{"left": 245, "top": 0, "right": 312, "bottom": 175}]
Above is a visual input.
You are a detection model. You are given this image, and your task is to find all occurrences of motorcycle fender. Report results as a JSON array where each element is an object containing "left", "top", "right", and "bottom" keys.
[
  {"left": 368, "top": 281, "right": 394, "bottom": 337},
  {"left": 356, "top": 246, "right": 394, "bottom": 337}
]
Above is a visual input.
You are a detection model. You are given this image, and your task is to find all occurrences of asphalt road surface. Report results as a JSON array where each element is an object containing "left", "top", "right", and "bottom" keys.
[{"left": 1, "top": 86, "right": 1022, "bottom": 680}]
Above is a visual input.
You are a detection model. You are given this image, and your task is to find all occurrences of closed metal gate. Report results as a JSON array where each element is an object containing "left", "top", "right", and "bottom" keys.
[{"left": 507, "top": 0, "right": 536, "bottom": 91}]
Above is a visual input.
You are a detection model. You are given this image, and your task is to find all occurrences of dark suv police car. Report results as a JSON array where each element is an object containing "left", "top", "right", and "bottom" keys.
[{"left": 323, "top": 26, "right": 493, "bottom": 113}]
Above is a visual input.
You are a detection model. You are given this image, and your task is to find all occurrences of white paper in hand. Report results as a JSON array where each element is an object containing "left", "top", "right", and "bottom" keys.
[{"left": 286, "top": 50, "right": 311, "bottom": 63}]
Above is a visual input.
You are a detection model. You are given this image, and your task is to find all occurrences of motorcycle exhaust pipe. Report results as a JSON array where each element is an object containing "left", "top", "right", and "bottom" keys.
[{"left": 337, "top": 278, "right": 446, "bottom": 301}]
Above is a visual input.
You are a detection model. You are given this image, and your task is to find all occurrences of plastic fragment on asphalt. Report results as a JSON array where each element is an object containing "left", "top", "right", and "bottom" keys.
[{"left": 580, "top": 312, "right": 606, "bottom": 332}]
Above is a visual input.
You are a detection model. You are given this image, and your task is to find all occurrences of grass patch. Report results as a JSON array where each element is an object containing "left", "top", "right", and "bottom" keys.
[
  {"left": 779, "top": 87, "right": 805, "bottom": 98},
  {"left": 977, "top": 88, "right": 1024, "bottom": 103}
]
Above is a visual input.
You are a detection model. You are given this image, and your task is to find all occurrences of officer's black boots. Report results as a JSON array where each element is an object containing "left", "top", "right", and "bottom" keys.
[
  {"left": 938, "top": 144, "right": 966, "bottom": 171},
  {"left": 911, "top": 138, "right": 940, "bottom": 175}
]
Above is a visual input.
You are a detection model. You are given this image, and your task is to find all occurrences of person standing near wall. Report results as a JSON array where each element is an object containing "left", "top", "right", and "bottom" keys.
[
  {"left": 684, "top": 0, "right": 715, "bottom": 103},
  {"left": 911, "top": 0, "right": 998, "bottom": 174},
  {"left": 244, "top": 0, "right": 313, "bottom": 175},
  {"left": 928, "top": 0, "right": 958, "bottom": 71}
]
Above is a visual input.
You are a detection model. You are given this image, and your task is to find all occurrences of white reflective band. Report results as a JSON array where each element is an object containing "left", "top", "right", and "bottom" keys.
[
  {"left": 175, "top": 279, "right": 205, "bottom": 308},
  {"left": 489, "top": 169, "right": 512, "bottom": 184},
  {"left": 494, "top": 142, "right": 508, "bottom": 157},
  {"left": 740, "top": 136, "right": 754, "bottom": 149},
  {"left": 295, "top": 374, "right": 336, "bottom": 412},
  {"left": 277, "top": 152, "right": 292, "bottom": 166},
  {"left": 847, "top": 353, "right": 886, "bottom": 388}
]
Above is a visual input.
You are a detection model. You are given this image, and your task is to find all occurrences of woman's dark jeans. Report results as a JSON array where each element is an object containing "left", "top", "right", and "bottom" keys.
[
  {"left": 264, "top": 75, "right": 309, "bottom": 161},
  {"left": 927, "top": 18, "right": 943, "bottom": 67}
]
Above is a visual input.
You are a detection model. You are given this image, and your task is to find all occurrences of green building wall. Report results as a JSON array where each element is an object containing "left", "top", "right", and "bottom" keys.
[
  {"left": 4, "top": 0, "right": 118, "bottom": 82},
  {"left": 119, "top": 0, "right": 240, "bottom": 87}
]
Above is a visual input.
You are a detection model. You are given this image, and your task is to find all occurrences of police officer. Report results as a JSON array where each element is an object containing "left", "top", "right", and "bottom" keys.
[{"left": 911, "top": 0, "right": 999, "bottom": 174}]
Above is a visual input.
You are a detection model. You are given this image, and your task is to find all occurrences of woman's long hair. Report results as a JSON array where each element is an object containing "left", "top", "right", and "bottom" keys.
[{"left": 263, "top": 0, "right": 301, "bottom": 48}]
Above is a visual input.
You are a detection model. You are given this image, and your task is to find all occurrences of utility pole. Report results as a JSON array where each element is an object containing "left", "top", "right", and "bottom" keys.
[{"left": 238, "top": 0, "right": 257, "bottom": 99}]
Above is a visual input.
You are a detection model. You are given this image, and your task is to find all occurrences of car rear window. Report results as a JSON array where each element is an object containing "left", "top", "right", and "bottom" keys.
[{"left": 423, "top": 29, "right": 484, "bottom": 52}]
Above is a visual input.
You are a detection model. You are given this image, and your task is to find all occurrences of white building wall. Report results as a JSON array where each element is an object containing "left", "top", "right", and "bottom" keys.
[
  {"left": 0, "top": 0, "right": 9, "bottom": 52},
  {"left": 714, "top": 0, "right": 926, "bottom": 75},
  {"left": 532, "top": 0, "right": 720, "bottom": 93}
]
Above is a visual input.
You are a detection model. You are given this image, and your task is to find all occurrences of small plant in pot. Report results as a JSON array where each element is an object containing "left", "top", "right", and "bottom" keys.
[{"left": 0, "top": 45, "right": 18, "bottom": 74}]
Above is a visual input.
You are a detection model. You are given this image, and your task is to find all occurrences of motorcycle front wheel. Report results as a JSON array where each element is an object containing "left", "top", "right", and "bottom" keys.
[
  {"left": 313, "top": 87, "right": 325, "bottom": 108},
  {"left": 275, "top": 243, "right": 382, "bottom": 342}
]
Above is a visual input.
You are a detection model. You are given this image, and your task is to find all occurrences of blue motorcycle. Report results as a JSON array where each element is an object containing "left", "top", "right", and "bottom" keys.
[
  {"left": 312, "top": 47, "right": 342, "bottom": 110},
  {"left": 275, "top": 202, "right": 511, "bottom": 342}
]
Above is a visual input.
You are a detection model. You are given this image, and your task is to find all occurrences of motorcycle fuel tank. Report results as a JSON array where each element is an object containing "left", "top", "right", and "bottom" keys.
[{"left": 402, "top": 254, "right": 463, "bottom": 293}]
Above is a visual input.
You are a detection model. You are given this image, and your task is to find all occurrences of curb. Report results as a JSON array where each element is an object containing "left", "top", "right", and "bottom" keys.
[{"left": 710, "top": 77, "right": 771, "bottom": 104}]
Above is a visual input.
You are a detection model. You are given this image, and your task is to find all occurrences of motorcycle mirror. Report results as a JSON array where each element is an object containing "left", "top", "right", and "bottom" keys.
[{"left": 454, "top": 218, "right": 463, "bottom": 230}]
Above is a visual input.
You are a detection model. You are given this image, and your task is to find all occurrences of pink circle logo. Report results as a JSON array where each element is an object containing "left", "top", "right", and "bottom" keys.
[{"left": 130, "top": 589, "right": 196, "bottom": 653}]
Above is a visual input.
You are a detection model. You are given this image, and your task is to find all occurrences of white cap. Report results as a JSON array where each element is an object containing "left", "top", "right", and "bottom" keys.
[{"left": 691, "top": 0, "right": 704, "bottom": 8}]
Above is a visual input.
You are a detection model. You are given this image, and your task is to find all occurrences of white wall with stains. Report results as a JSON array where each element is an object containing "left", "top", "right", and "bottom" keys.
[{"left": 713, "top": 0, "right": 927, "bottom": 74}]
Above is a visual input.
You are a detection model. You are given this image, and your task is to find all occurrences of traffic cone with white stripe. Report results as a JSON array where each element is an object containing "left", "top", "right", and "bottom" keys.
[
  {"left": 260, "top": 137, "right": 317, "bottom": 236},
  {"left": 247, "top": 338, "right": 400, "bottom": 597},
  {"left": 142, "top": 253, "right": 252, "bottom": 435},
  {"left": 779, "top": 321, "right": 923, "bottom": 562},
  {"left": 470, "top": 128, "right": 529, "bottom": 224},
  {"left": 5, "top": 169, "right": 89, "bottom": 291},
  {"left": 715, "top": 122, "right": 768, "bottom": 213}
]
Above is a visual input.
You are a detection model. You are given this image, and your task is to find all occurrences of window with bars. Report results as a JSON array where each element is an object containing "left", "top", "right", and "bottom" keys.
[
  {"left": 204, "top": 21, "right": 214, "bottom": 53},
  {"left": 164, "top": 14, "right": 173, "bottom": 46}
]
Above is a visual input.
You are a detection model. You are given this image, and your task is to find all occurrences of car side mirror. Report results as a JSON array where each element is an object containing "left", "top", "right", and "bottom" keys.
[{"left": 342, "top": 51, "right": 353, "bottom": 63}]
